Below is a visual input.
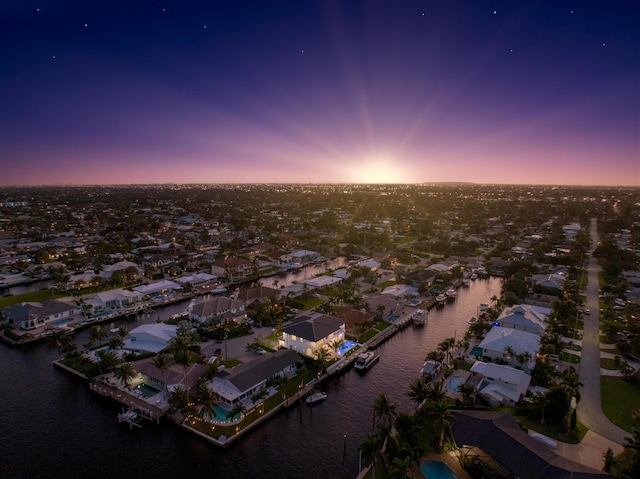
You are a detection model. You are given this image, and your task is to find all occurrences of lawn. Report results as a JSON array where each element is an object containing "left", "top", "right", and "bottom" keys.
[
  {"left": 0, "top": 289, "right": 70, "bottom": 309},
  {"left": 600, "top": 357, "right": 619, "bottom": 370},
  {"left": 377, "top": 280, "right": 396, "bottom": 289},
  {"left": 601, "top": 376, "right": 640, "bottom": 433},
  {"left": 515, "top": 414, "right": 588, "bottom": 444}
]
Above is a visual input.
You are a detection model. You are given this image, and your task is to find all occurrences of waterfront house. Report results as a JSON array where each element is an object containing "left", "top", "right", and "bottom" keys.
[
  {"left": 363, "top": 294, "right": 403, "bottom": 319},
  {"left": 279, "top": 249, "right": 322, "bottom": 267},
  {"left": 531, "top": 273, "right": 565, "bottom": 293},
  {"left": 236, "top": 286, "right": 281, "bottom": 307},
  {"left": 497, "top": 304, "right": 550, "bottom": 336},
  {"left": 477, "top": 327, "right": 540, "bottom": 372},
  {"left": 175, "top": 272, "right": 219, "bottom": 291},
  {"left": 100, "top": 260, "right": 144, "bottom": 282},
  {"left": 209, "top": 349, "right": 300, "bottom": 405},
  {"left": 211, "top": 257, "right": 252, "bottom": 281},
  {"left": 470, "top": 361, "right": 531, "bottom": 406},
  {"left": 189, "top": 296, "right": 246, "bottom": 324},
  {"left": 122, "top": 323, "right": 177, "bottom": 353},
  {"left": 334, "top": 307, "right": 376, "bottom": 334},
  {"left": 84, "top": 288, "right": 146, "bottom": 319},
  {"left": 405, "top": 269, "right": 436, "bottom": 289},
  {"left": 381, "top": 283, "right": 418, "bottom": 299},
  {"left": 3, "top": 299, "right": 82, "bottom": 330},
  {"left": 280, "top": 313, "right": 345, "bottom": 357}
]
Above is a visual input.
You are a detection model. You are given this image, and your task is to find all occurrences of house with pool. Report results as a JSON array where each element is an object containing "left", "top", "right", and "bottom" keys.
[
  {"left": 189, "top": 296, "right": 246, "bottom": 324},
  {"left": 3, "top": 299, "right": 82, "bottom": 331},
  {"left": 280, "top": 313, "right": 345, "bottom": 358},
  {"left": 209, "top": 349, "right": 300, "bottom": 406},
  {"left": 84, "top": 288, "right": 147, "bottom": 319}
]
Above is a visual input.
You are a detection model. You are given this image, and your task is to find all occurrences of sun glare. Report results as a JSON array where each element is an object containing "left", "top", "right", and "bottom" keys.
[{"left": 353, "top": 156, "right": 409, "bottom": 184}]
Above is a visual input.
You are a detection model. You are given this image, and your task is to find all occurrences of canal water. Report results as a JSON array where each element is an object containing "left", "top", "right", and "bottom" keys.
[{"left": 0, "top": 277, "right": 501, "bottom": 479}]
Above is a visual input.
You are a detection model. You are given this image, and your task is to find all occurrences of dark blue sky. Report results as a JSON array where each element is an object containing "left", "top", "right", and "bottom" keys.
[{"left": 1, "top": 0, "right": 638, "bottom": 185}]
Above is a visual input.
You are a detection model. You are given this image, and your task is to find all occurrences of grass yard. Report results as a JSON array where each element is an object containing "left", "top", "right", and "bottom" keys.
[
  {"left": 0, "top": 289, "right": 70, "bottom": 309},
  {"left": 600, "top": 357, "right": 619, "bottom": 370},
  {"left": 601, "top": 376, "right": 640, "bottom": 433}
]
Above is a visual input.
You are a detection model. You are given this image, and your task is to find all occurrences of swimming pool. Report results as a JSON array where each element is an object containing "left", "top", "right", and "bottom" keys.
[
  {"left": 137, "top": 382, "right": 162, "bottom": 398},
  {"left": 337, "top": 340, "right": 357, "bottom": 355},
  {"left": 51, "top": 318, "right": 74, "bottom": 326},
  {"left": 388, "top": 314, "right": 400, "bottom": 322},
  {"left": 470, "top": 346, "right": 483, "bottom": 357},
  {"left": 445, "top": 376, "right": 465, "bottom": 392},
  {"left": 420, "top": 460, "right": 460, "bottom": 479},
  {"left": 207, "top": 405, "right": 243, "bottom": 424}
]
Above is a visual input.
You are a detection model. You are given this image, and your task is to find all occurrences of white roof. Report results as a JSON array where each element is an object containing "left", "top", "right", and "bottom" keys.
[
  {"left": 176, "top": 272, "right": 217, "bottom": 284},
  {"left": 471, "top": 361, "right": 529, "bottom": 387},
  {"left": 479, "top": 326, "right": 540, "bottom": 356},
  {"left": 381, "top": 283, "right": 417, "bottom": 298},
  {"left": 304, "top": 276, "right": 342, "bottom": 288},
  {"left": 133, "top": 280, "right": 182, "bottom": 295},
  {"left": 427, "top": 263, "right": 450, "bottom": 272},
  {"left": 123, "top": 323, "right": 177, "bottom": 353}
]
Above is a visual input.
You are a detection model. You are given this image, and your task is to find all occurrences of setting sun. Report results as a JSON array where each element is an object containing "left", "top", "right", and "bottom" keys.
[{"left": 348, "top": 156, "right": 410, "bottom": 184}]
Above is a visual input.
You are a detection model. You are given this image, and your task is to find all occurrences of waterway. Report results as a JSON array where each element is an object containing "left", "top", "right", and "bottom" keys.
[
  {"left": 0, "top": 277, "right": 501, "bottom": 479},
  {"left": 258, "top": 257, "right": 348, "bottom": 288}
]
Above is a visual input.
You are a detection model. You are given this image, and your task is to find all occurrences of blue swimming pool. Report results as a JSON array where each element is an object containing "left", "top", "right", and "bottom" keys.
[
  {"left": 208, "top": 405, "right": 242, "bottom": 424},
  {"left": 51, "top": 317, "right": 73, "bottom": 326},
  {"left": 388, "top": 314, "right": 400, "bottom": 322},
  {"left": 337, "top": 340, "right": 357, "bottom": 355},
  {"left": 445, "top": 376, "right": 465, "bottom": 392},
  {"left": 471, "top": 346, "right": 483, "bottom": 357},
  {"left": 420, "top": 460, "right": 460, "bottom": 479},
  {"left": 137, "top": 382, "right": 162, "bottom": 398}
]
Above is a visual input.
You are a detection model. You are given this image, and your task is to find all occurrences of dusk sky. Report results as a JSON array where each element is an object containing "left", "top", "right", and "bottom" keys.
[{"left": 1, "top": 0, "right": 638, "bottom": 186}]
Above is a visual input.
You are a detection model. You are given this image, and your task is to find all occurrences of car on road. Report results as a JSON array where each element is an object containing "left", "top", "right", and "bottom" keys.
[
  {"left": 213, "top": 348, "right": 222, "bottom": 357},
  {"left": 255, "top": 348, "right": 267, "bottom": 355},
  {"left": 583, "top": 309, "right": 591, "bottom": 315},
  {"left": 623, "top": 354, "right": 639, "bottom": 362}
]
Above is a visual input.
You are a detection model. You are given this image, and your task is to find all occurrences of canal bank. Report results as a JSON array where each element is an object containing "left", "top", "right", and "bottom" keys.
[{"left": 1, "top": 277, "right": 502, "bottom": 479}]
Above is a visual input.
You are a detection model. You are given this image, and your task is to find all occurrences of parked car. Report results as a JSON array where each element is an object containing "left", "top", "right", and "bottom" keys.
[
  {"left": 583, "top": 309, "right": 591, "bottom": 315},
  {"left": 213, "top": 348, "right": 222, "bottom": 357},
  {"left": 548, "top": 354, "right": 560, "bottom": 362},
  {"left": 255, "top": 348, "right": 267, "bottom": 355}
]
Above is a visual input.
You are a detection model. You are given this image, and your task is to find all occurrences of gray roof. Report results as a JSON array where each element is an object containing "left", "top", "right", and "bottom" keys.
[
  {"left": 282, "top": 314, "right": 344, "bottom": 342},
  {"left": 2, "top": 299, "right": 77, "bottom": 322},
  {"left": 219, "top": 349, "right": 300, "bottom": 393},
  {"left": 450, "top": 410, "right": 611, "bottom": 479}
]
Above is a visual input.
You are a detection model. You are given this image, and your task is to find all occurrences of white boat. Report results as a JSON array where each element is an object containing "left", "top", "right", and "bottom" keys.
[
  {"left": 445, "top": 288, "right": 457, "bottom": 300},
  {"left": 354, "top": 351, "right": 379, "bottom": 372},
  {"left": 305, "top": 391, "right": 327, "bottom": 406},
  {"left": 435, "top": 294, "right": 447, "bottom": 304},
  {"left": 468, "top": 316, "right": 478, "bottom": 324},
  {"left": 478, "top": 303, "right": 489, "bottom": 312},
  {"left": 470, "top": 273, "right": 478, "bottom": 280},
  {"left": 412, "top": 309, "right": 427, "bottom": 326}
]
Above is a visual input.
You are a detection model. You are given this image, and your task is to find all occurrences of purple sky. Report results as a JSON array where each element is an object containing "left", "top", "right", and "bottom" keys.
[{"left": 1, "top": 0, "right": 638, "bottom": 186}]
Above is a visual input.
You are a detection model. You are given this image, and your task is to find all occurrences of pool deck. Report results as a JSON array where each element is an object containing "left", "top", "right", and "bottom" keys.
[{"left": 412, "top": 452, "right": 472, "bottom": 479}]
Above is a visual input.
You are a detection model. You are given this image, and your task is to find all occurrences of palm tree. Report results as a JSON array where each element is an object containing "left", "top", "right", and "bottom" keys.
[
  {"left": 169, "top": 335, "right": 199, "bottom": 401},
  {"left": 457, "top": 382, "right": 476, "bottom": 406},
  {"left": 168, "top": 385, "right": 189, "bottom": 411},
  {"left": 196, "top": 384, "right": 219, "bottom": 421},
  {"left": 560, "top": 366, "right": 583, "bottom": 403},
  {"left": 429, "top": 400, "right": 454, "bottom": 449},
  {"left": 426, "top": 380, "right": 446, "bottom": 403},
  {"left": 96, "top": 349, "right": 119, "bottom": 375},
  {"left": 407, "top": 377, "right": 429, "bottom": 410},
  {"left": 90, "top": 325, "right": 106, "bottom": 347},
  {"left": 227, "top": 401, "right": 247, "bottom": 422},
  {"left": 114, "top": 362, "right": 137, "bottom": 387},
  {"left": 47, "top": 330, "right": 73, "bottom": 354},
  {"left": 388, "top": 456, "right": 413, "bottom": 479},
  {"left": 117, "top": 325, "right": 129, "bottom": 338},
  {"left": 313, "top": 347, "right": 330, "bottom": 375},
  {"left": 359, "top": 433, "right": 385, "bottom": 479},
  {"left": 372, "top": 392, "right": 397, "bottom": 429},
  {"left": 152, "top": 353, "right": 170, "bottom": 394}
]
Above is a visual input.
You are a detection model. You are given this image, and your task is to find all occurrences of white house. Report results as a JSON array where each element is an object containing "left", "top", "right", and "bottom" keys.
[
  {"left": 209, "top": 349, "right": 300, "bottom": 405},
  {"left": 123, "top": 323, "right": 178, "bottom": 353},
  {"left": 303, "top": 275, "right": 342, "bottom": 289},
  {"left": 381, "top": 283, "right": 418, "bottom": 299},
  {"left": 531, "top": 273, "right": 565, "bottom": 291},
  {"left": 100, "top": 260, "right": 144, "bottom": 281},
  {"left": 477, "top": 326, "right": 540, "bottom": 372},
  {"left": 133, "top": 280, "right": 182, "bottom": 297},
  {"left": 280, "top": 313, "right": 345, "bottom": 357},
  {"left": 470, "top": 361, "right": 532, "bottom": 406},
  {"left": 84, "top": 288, "right": 146, "bottom": 318},
  {"left": 280, "top": 249, "right": 322, "bottom": 266},
  {"left": 498, "top": 304, "right": 551, "bottom": 335}
]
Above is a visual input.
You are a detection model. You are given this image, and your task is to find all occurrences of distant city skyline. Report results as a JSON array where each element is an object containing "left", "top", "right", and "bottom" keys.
[{"left": 1, "top": 1, "right": 638, "bottom": 186}]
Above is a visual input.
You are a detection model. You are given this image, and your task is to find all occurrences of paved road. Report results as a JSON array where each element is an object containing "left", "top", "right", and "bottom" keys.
[{"left": 576, "top": 218, "right": 630, "bottom": 445}]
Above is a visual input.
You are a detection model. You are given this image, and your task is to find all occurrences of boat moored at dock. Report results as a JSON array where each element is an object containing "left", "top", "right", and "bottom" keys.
[{"left": 353, "top": 351, "right": 379, "bottom": 372}]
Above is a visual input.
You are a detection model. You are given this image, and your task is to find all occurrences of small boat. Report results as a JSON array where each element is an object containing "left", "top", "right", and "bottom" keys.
[
  {"left": 478, "top": 303, "right": 489, "bottom": 312},
  {"left": 412, "top": 309, "right": 427, "bottom": 326},
  {"left": 305, "top": 391, "right": 327, "bottom": 406},
  {"left": 354, "top": 351, "right": 380, "bottom": 372},
  {"left": 435, "top": 294, "right": 447, "bottom": 305},
  {"left": 468, "top": 316, "right": 478, "bottom": 324},
  {"left": 445, "top": 288, "right": 457, "bottom": 300},
  {"left": 470, "top": 273, "right": 478, "bottom": 280}
]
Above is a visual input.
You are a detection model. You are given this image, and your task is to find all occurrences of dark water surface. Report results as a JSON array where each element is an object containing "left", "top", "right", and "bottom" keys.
[{"left": 0, "top": 278, "right": 501, "bottom": 479}]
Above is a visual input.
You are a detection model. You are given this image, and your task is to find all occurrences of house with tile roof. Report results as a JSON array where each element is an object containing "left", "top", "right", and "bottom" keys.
[
  {"left": 189, "top": 296, "right": 246, "bottom": 324},
  {"left": 280, "top": 313, "right": 345, "bottom": 357}
]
